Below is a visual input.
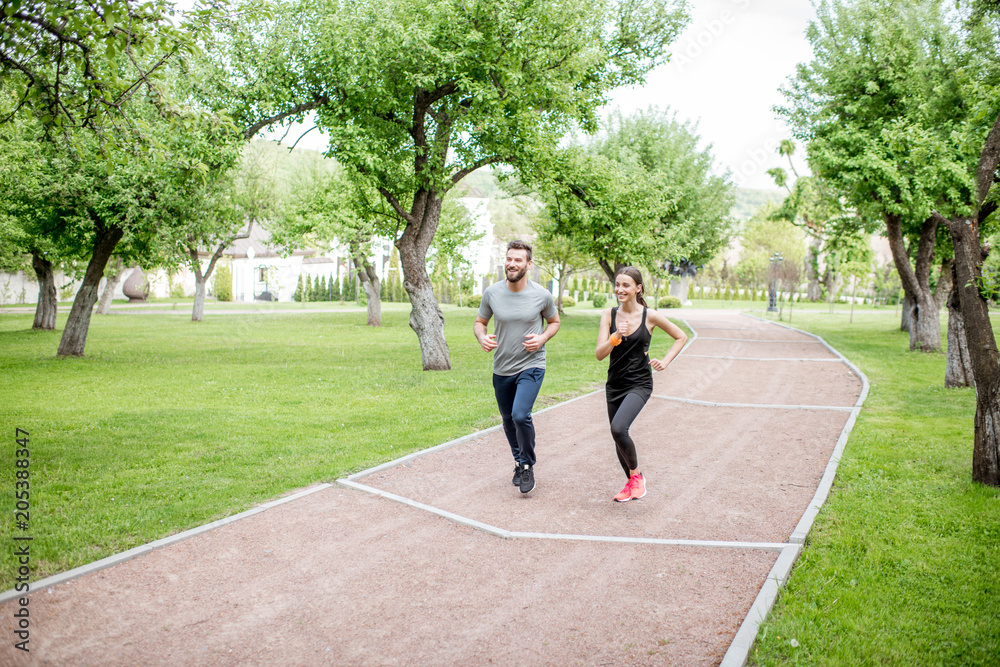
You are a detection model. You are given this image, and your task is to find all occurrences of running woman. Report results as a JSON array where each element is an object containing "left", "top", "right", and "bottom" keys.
[
  {"left": 595, "top": 266, "right": 687, "bottom": 502},
  {"left": 475, "top": 240, "right": 560, "bottom": 494}
]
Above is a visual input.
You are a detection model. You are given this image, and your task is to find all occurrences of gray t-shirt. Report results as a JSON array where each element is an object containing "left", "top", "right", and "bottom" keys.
[{"left": 478, "top": 280, "right": 557, "bottom": 376}]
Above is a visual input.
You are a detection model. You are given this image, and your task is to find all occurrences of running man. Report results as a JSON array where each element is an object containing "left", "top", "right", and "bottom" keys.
[{"left": 474, "top": 240, "right": 560, "bottom": 494}]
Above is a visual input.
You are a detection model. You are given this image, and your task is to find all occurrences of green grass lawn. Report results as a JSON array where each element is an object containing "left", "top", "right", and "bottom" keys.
[
  {"left": 746, "top": 308, "right": 1000, "bottom": 666},
  {"left": 0, "top": 304, "right": 613, "bottom": 587}
]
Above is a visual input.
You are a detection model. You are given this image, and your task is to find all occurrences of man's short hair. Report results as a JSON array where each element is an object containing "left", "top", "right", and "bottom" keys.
[{"left": 506, "top": 239, "right": 532, "bottom": 261}]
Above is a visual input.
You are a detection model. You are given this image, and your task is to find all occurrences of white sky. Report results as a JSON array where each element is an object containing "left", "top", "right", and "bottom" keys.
[
  {"left": 266, "top": 0, "right": 818, "bottom": 191},
  {"left": 604, "top": 0, "right": 817, "bottom": 189}
]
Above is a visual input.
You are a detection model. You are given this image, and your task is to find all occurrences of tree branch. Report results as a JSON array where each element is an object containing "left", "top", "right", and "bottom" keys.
[
  {"left": 977, "top": 109, "right": 1000, "bottom": 207},
  {"left": 886, "top": 212, "right": 921, "bottom": 298},
  {"left": 913, "top": 215, "right": 938, "bottom": 291},
  {"left": 243, "top": 97, "right": 330, "bottom": 140},
  {"left": 450, "top": 156, "right": 505, "bottom": 186},
  {"left": 378, "top": 187, "right": 416, "bottom": 226},
  {"left": 933, "top": 256, "right": 953, "bottom": 310}
]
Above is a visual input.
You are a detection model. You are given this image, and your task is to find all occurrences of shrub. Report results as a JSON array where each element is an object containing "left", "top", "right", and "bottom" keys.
[
  {"left": 658, "top": 296, "right": 682, "bottom": 308},
  {"left": 592, "top": 293, "right": 607, "bottom": 308},
  {"left": 561, "top": 296, "right": 576, "bottom": 308},
  {"left": 467, "top": 294, "right": 482, "bottom": 309},
  {"left": 214, "top": 265, "right": 233, "bottom": 302},
  {"left": 169, "top": 280, "right": 186, "bottom": 299}
]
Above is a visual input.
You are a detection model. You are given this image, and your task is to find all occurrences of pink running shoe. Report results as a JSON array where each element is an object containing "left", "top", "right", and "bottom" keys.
[
  {"left": 614, "top": 477, "right": 634, "bottom": 502},
  {"left": 629, "top": 473, "right": 646, "bottom": 500}
]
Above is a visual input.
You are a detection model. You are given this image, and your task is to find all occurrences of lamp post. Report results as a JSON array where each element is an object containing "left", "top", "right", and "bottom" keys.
[{"left": 767, "top": 252, "right": 783, "bottom": 313}]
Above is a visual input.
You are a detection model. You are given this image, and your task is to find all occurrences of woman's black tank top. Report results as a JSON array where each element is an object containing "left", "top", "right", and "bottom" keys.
[{"left": 606, "top": 306, "right": 653, "bottom": 404}]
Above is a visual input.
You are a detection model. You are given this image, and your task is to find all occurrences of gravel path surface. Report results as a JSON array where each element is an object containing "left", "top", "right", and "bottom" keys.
[{"left": 0, "top": 311, "right": 865, "bottom": 666}]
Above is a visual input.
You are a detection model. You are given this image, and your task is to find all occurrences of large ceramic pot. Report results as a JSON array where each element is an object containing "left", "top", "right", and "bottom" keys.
[{"left": 122, "top": 267, "right": 150, "bottom": 303}]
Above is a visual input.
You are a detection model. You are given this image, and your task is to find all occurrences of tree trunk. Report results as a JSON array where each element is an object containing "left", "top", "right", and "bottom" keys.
[
  {"left": 945, "top": 284, "right": 974, "bottom": 388},
  {"left": 824, "top": 267, "right": 839, "bottom": 313},
  {"left": 669, "top": 276, "right": 691, "bottom": 305},
  {"left": 349, "top": 239, "right": 382, "bottom": 327},
  {"left": 397, "top": 192, "right": 449, "bottom": 370},
  {"left": 886, "top": 213, "right": 941, "bottom": 352},
  {"left": 189, "top": 222, "right": 254, "bottom": 322},
  {"left": 900, "top": 293, "right": 913, "bottom": 333},
  {"left": 946, "top": 214, "right": 1000, "bottom": 486},
  {"left": 57, "top": 225, "right": 124, "bottom": 357},
  {"left": 598, "top": 259, "right": 627, "bottom": 283},
  {"left": 806, "top": 236, "right": 823, "bottom": 301},
  {"left": 193, "top": 278, "right": 207, "bottom": 322},
  {"left": 30, "top": 250, "right": 57, "bottom": 330},
  {"left": 96, "top": 257, "right": 124, "bottom": 315},
  {"left": 910, "top": 292, "right": 942, "bottom": 352}
]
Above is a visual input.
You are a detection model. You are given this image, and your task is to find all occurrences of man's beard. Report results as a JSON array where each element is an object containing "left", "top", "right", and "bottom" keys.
[{"left": 505, "top": 266, "right": 527, "bottom": 283}]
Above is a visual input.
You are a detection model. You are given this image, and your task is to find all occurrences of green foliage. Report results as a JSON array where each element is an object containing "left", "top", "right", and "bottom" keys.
[
  {"left": 0, "top": 1, "right": 201, "bottom": 140},
  {"left": 592, "top": 293, "right": 607, "bottom": 308},
  {"left": 597, "top": 107, "right": 739, "bottom": 267},
  {"left": 430, "top": 195, "right": 484, "bottom": 276},
  {"left": 213, "top": 264, "right": 232, "bottom": 301},
  {"left": 221, "top": 0, "right": 690, "bottom": 366},
  {"left": 736, "top": 212, "right": 808, "bottom": 291},
  {"left": 657, "top": 296, "right": 681, "bottom": 308},
  {"left": 532, "top": 107, "right": 737, "bottom": 278},
  {"left": 466, "top": 294, "right": 482, "bottom": 309},
  {"left": 778, "top": 0, "right": 989, "bottom": 225},
  {"left": 561, "top": 296, "right": 576, "bottom": 308}
]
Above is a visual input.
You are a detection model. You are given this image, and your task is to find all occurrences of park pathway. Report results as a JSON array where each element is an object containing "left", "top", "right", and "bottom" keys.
[{"left": 0, "top": 311, "right": 866, "bottom": 666}]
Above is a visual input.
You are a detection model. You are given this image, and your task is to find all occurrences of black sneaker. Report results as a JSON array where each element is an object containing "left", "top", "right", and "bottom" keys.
[
  {"left": 512, "top": 465, "right": 522, "bottom": 486},
  {"left": 519, "top": 464, "right": 535, "bottom": 494}
]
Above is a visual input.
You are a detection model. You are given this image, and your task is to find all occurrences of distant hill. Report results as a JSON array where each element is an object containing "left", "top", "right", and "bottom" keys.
[{"left": 732, "top": 188, "right": 786, "bottom": 221}]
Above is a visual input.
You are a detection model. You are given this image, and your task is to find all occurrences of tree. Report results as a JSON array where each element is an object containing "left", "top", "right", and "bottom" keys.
[
  {"left": 596, "top": 107, "right": 738, "bottom": 272},
  {"left": 778, "top": 0, "right": 966, "bottom": 353},
  {"left": 1, "top": 4, "right": 237, "bottom": 353},
  {"left": 930, "top": 2, "right": 1000, "bottom": 483},
  {"left": 95, "top": 257, "right": 125, "bottom": 315},
  {"left": 0, "top": 116, "right": 64, "bottom": 329},
  {"left": 530, "top": 107, "right": 736, "bottom": 286},
  {"left": 428, "top": 194, "right": 484, "bottom": 307},
  {"left": 531, "top": 228, "right": 596, "bottom": 314},
  {"left": 831, "top": 231, "right": 875, "bottom": 322},
  {"left": 224, "top": 0, "right": 689, "bottom": 369},
  {"left": 736, "top": 211, "right": 808, "bottom": 309},
  {"left": 274, "top": 163, "right": 387, "bottom": 324},
  {"left": 531, "top": 147, "right": 677, "bottom": 280},
  {"left": 174, "top": 139, "right": 277, "bottom": 322},
  {"left": 768, "top": 139, "right": 856, "bottom": 302},
  {"left": 0, "top": 1, "right": 197, "bottom": 138}
]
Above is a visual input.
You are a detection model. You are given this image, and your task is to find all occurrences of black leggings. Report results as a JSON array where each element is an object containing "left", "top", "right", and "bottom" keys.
[{"left": 607, "top": 392, "right": 648, "bottom": 478}]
